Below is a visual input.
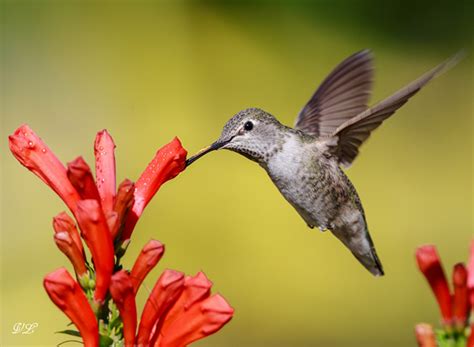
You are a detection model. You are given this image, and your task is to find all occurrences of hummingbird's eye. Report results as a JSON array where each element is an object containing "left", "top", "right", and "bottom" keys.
[{"left": 244, "top": 121, "right": 254, "bottom": 131}]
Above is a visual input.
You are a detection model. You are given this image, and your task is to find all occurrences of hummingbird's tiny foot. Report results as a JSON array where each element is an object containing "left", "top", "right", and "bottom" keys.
[
  {"left": 318, "top": 225, "right": 327, "bottom": 232},
  {"left": 307, "top": 223, "right": 315, "bottom": 229}
]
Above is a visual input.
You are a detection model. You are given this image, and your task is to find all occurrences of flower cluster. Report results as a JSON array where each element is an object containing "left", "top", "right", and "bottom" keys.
[
  {"left": 9, "top": 125, "right": 234, "bottom": 347},
  {"left": 414, "top": 241, "right": 474, "bottom": 347}
]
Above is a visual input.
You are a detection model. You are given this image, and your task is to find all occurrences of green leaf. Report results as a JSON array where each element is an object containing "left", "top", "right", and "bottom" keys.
[
  {"left": 99, "top": 334, "right": 115, "bottom": 347},
  {"left": 57, "top": 339, "right": 83, "bottom": 346},
  {"left": 56, "top": 329, "right": 81, "bottom": 337}
]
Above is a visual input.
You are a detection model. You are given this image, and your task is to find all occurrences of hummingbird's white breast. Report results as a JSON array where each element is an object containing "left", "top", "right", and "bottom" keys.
[
  {"left": 266, "top": 134, "right": 307, "bottom": 179},
  {"left": 265, "top": 134, "right": 324, "bottom": 226}
]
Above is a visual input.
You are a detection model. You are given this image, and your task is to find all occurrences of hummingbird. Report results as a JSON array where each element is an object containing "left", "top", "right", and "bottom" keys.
[{"left": 186, "top": 50, "right": 461, "bottom": 276}]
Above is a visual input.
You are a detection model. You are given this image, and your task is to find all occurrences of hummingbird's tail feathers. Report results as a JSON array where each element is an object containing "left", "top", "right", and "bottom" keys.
[
  {"left": 331, "top": 225, "right": 385, "bottom": 276},
  {"left": 361, "top": 229, "right": 385, "bottom": 276},
  {"left": 328, "top": 51, "right": 464, "bottom": 168}
]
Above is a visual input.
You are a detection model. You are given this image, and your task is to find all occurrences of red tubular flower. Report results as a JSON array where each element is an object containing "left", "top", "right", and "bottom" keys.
[
  {"left": 53, "top": 232, "right": 87, "bottom": 277},
  {"left": 43, "top": 268, "right": 98, "bottom": 347},
  {"left": 130, "top": 239, "right": 165, "bottom": 295},
  {"left": 416, "top": 245, "right": 453, "bottom": 326},
  {"left": 8, "top": 124, "right": 81, "bottom": 212},
  {"left": 452, "top": 263, "right": 469, "bottom": 329},
  {"left": 468, "top": 240, "right": 474, "bottom": 309},
  {"left": 106, "top": 211, "right": 119, "bottom": 241},
  {"left": 110, "top": 271, "right": 137, "bottom": 347},
  {"left": 75, "top": 199, "right": 114, "bottom": 303},
  {"left": 53, "top": 212, "right": 84, "bottom": 255},
  {"left": 67, "top": 157, "right": 101, "bottom": 201},
  {"left": 94, "top": 130, "right": 116, "bottom": 215},
  {"left": 157, "top": 293, "right": 234, "bottom": 347},
  {"left": 136, "top": 270, "right": 185, "bottom": 346},
  {"left": 414, "top": 323, "right": 436, "bottom": 347},
  {"left": 110, "top": 179, "right": 135, "bottom": 239},
  {"left": 122, "top": 138, "right": 187, "bottom": 241},
  {"left": 469, "top": 240, "right": 474, "bottom": 347},
  {"left": 150, "top": 271, "right": 213, "bottom": 346},
  {"left": 159, "top": 272, "right": 212, "bottom": 334}
]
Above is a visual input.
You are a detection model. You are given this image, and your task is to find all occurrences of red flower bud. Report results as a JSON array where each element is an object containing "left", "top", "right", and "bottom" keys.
[
  {"left": 75, "top": 200, "right": 114, "bottom": 303},
  {"left": 122, "top": 138, "right": 187, "bottom": 241},
  {"left": 452, "top": 263, "right": 469, "bottom": 329},
  {"left": 111, "top": 179, "right": 135, "bottom": 239},
  {"left": 415, "top": 245, "right": 453, "bottom": 325},
  {"left": 53, "top": 212, "right": 84, "bottom": 255},
  {"left": 157, "top": 293, "right": 234, "bottom": 347},
  {"left": 130, "top": 239, "right": 165, "bottom": 295},
  {"left": 67, "top": 157, "right": 101, "bottom": 201},
  {"left": 136, "top": 270, "right": 184, "bottom": 346},
  {"left": 43, "top": 268, "right": 98, "bottom": 347},
  {"left": 110, "top": 271, "right": 137, "bottom": 347},
  {"left": 94, "top": 130, "right": 116, "bottom": 215},
  {"left": 54, "top": 232, "right": 87, "bottom": 277},
  {"left": 414, "top": 323, "right": 436, "bottom": 347},
  {"left": 9, "top": 124, "right": 81, "bottom": 212}
]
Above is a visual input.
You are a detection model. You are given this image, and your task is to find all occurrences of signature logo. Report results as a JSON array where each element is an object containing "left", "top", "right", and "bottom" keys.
[{"left": 12, "top": 322, "right": 39, "bottom": 335}]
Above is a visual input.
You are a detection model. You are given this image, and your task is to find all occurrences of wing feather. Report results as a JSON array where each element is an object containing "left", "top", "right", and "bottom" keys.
[
  {"left": 294, "top": 50, "right": 374, "bottom": 137},
  {"left": 331, "top": 52, "right": 463, "bottom": 167}
]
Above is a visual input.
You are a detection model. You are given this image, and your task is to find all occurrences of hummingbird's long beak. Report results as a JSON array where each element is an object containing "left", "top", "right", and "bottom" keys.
[{"left": 185, "top": 140, "right": 229, "bottom": 167}]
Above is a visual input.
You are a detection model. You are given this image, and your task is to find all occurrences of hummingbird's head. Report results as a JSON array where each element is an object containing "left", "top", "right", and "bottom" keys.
[{"left": 186, "top": 107, "right": 284, "bottom": 166}]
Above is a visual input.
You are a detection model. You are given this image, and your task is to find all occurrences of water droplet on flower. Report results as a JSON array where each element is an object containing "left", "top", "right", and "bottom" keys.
[
  {"left": 28, "top": 141, "right": 35, "bottom": 148},
  {"left": 101, "top": 178, "right": 105, "bottom": 183},
  {"left": 41, "top": 148, "right": 46, "bottom": 153}
]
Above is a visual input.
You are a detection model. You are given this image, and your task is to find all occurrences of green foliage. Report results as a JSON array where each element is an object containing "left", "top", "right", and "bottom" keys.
[{"left": 435, "top": 328, "right": 468, "bottom": 347}]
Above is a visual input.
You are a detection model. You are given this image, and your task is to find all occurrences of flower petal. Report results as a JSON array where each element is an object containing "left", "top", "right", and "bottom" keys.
[
  {"left": 67, "top": 156, "right": 101, "bottom": 201},
  {"left": 53, "top": 212, "right": 84, "bottom": 255},
  {"left": 157, "top": 294, "right": 234, "bottom": 347},
  {"left": 130, "top": 239, "right": 165, "bottom": 295},
  {"left": 75, "top": 199, "right": 114, "bottom": 303},
  {"left": 43, "top": 268, "right": 98, "bottom": 347},
  {"left": 136, "top": 269, "right": 184, "bottom": 346},
  {"left": 452, "top": 263, "right": 469, "bottom": 329},
  {"left": 415, "top": 245, "right": 453, "bottom": 325},
  {"left": 122, "top": 137, "right": 187, "bottom": 241},
  {"left": 414, "top": 323, "right": 436, "bottom": 347},
  {"left": 110, "top": 270, "right": 137, "bottom": 347},
  {"left": 9, "top": 124, "right": 81, "bottom": 212},
  {"left": 94, "top": 130, "right": 116, "bottom": 215},
  {"left": 54, "top": 232, "right": 87, "bottom": 277}
]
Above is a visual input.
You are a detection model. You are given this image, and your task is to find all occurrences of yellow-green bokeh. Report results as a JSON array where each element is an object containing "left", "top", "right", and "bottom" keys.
[{"left": 1, "top": 1, "right": 472, "bottom": 346}]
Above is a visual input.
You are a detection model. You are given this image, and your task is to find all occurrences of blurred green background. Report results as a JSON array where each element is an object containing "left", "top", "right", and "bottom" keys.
[{"left": 1, "top": 1, "right": 473, "bottom": 346}]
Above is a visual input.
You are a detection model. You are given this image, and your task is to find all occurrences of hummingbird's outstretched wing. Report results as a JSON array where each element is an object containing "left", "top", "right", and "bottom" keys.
[
  {"left": 294, "top": 49, "right": 374, "bottom": 137},
  {"left": 328, "top": 52, "right": 463, "bottom": 168}
]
